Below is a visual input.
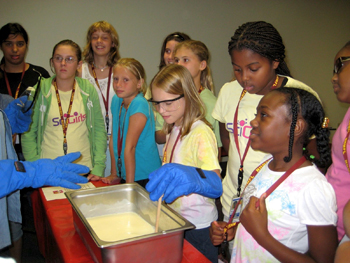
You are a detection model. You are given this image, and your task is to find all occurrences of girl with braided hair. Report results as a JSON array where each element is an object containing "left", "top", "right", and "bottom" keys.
[
  {"left": 210, "top": 22, "right": 321, "bottom": 257},
  {"left": 212, "top": 87, "right": 337, "bottom": 262}
]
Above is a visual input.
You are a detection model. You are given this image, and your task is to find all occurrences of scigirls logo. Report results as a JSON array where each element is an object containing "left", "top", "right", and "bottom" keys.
[
  {"left": 52, "top": 112, "right": 86, "bottom": 126},
  {"left": 226, "top": 118, "right": 251, "bottom": 139}
]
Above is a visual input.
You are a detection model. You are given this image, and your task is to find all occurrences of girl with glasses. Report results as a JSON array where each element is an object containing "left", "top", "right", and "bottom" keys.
[
  {"left": 79, "top": 21, "right": 120, "bottom": 178},
  {"left": 148, "top": 64, "right": 222, "bottom": 262},
  {"left": 209, "top": 21, "right": 322, "bottom": 258},
  {"left": 326, "top": 41, "right": 350, "bottom": 242},
  {"left": 22, "top": 39, "right": 107, "bottom": 181},
  {"left": 173, "top": 40, "right": 222, "bottom": 159},
  {"left": 102, "top": 58, "right": 161, "bottom": 187}
]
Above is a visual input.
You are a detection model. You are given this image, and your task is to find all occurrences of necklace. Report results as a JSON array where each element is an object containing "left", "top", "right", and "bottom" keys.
[
  {"left": 91, "top": 64, "right": 112, "bottom": 133},
  {"left": 93, "top": 62, "right": 108, "bottom": 72},
  {"left": 3, "top": 63, "right": 26, "bottom": 98},
  {"left": 53, "top": 78, "right": 76, "bottom": 155}
]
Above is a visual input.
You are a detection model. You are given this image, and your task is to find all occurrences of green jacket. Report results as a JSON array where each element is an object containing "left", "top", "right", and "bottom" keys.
[{"left": 22, "top": 76, "right": 107, "bottom": 176}]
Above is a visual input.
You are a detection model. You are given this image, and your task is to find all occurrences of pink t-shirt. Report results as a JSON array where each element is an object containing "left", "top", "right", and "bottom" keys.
[{"left": 326, "top": 107, "right": 350, "bottom": 241}]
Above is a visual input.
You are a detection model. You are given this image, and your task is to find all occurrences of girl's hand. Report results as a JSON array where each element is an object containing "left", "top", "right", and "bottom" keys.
[
  {"left": 101, "top": 174, "right": 121, "bottom": 184},
  {"left": 210, "top": 221, "right": 235, "bottom": 246},
  {"left": 87, "top": 174, "right": 101, "bottom": 181},
  {"left": 240, "top": 194, "right": 270, "bottom": 244}
]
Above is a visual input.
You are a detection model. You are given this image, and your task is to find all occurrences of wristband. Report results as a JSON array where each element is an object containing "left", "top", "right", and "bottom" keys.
[{"left": 14, "top": 161, "right": 26, "bottom": 172}]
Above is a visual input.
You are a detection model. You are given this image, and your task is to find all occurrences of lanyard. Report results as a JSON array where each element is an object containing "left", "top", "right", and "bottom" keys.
[
  {"left": 225, "top": 155, "right": 306, "bottom": 231},
  {"left": 233, "top": 75, "right": 279, "bottom": 197},
  {"left": 343, "top": 120, "right": 350, "bottom": 173},
  {"left": 233, "top": 89, "right": 250, "bottom": 196},
  {"left": 91, "top": 64, "right": 112, "bottom": 133},
  {"left": 53, "top": 79, "right": 76, "bottom": 155},
  {"left": 4, "top": 63, "right": 26, "bottom": 98},
  {"left": 117, "top": 102, "right": 129, "bottom": 177},
  {"left": 198, "top": 85, "right": 204, "bottom": 94},
  {"left": 163, "top": 129, "right": 181, "bottom": 164}
]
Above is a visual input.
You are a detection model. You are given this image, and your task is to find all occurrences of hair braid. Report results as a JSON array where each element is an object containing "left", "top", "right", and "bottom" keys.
[
  {"left": 283, "top": 90, "right": 298, "bottom": 162},
  {"left": 275, "top": 88, "right": 331, "bottom": 168},
  {"left": 228, "top": 21, "right": 291, "bottom": 77}
]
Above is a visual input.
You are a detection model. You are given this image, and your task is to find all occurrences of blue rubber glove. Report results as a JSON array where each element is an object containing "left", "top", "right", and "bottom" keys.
[
  {"left": 0, "top": 152, "right": 89, "bottom": 198},
  {"left": 146, "top": 163, "right": 222, "bottom": 203},
  {"left": 3, "top": 96, "right": 32, "bottom": 134}
]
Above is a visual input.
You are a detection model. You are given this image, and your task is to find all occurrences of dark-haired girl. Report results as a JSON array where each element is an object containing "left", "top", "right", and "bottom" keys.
[
  {"left": 210, "top": 22, "right": 321, "bottom": 247},
  {"left": 212, "top": 88, "right": 337, "bottom": 262},
  {"left": 22, "top": 40, "right": 107, "bottom": 178},
  {"left": 158, "top": 32, "right": 191, "bottom": 71},
  {"left": 0, "top": 23, "right": 50, "bottom": 97},
  {"left": 0, "top": 23, "right": 50, "bottom": 162}
]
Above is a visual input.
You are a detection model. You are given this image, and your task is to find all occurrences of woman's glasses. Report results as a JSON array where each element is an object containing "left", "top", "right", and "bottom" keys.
[
  {"left": 52, "top": 56, "right": 77, "bottom": 64},
  {"left": 149, "top": 94, "right": 184, "bottom": 112},
  {"left": 334, "top": 56, "right": 350, "bottom": 74}
]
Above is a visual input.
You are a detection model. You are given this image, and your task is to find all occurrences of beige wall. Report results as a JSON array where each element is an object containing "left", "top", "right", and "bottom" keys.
[{"left": 1, "top": 0, "right": 349, "bottom": 131}]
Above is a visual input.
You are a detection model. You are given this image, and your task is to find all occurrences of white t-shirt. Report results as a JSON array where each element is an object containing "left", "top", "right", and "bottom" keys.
[
  {"left": 231, "top": 160, "right": 337, "bottom": 262},
  {"left": 212, "top": 76, "right": 321, "bottom": 218},
  {"left": 81, "top": 62, "right": 114, "bottom": 136},
  {"left": 164, "top": 120, "right": 221, "bottom": 229}
]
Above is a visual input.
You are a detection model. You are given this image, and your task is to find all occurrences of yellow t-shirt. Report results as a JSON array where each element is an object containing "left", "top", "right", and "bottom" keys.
[{"left": 40, "top": 84, "right": 92, "bottom": 169}]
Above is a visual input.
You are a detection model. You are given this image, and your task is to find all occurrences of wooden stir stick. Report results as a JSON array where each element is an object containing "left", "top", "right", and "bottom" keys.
[{"left": 155, "top": 195, "right": 163, "bottom": 233}]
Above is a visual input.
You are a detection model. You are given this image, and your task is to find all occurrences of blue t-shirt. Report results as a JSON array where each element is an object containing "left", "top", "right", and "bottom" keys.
[{"left": 111, "top": 93, "right": 161, "bottom": 181}]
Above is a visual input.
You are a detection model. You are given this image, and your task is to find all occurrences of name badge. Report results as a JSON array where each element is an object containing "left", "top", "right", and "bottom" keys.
[{"left": 229, "top": 197, "right": 242, "bottom": 222}]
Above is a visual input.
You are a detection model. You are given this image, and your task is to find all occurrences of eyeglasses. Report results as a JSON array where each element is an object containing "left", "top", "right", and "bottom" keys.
[
  {"left": 149, "top": 94, "right": 184, "bottom": 112},
  {"left": 52, "top": 56, "right": 77, "bottom": 64},
  {"left": 334, "top": 56, "right": 350, "bottom": 74}
]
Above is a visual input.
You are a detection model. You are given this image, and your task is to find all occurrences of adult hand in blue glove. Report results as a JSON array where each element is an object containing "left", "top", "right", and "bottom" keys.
[
  {"left": 4, "top": 96, "right": 33, "bottom": 134},
  {"left": 146, "top": 163, "right": 222, "bottom": 203},
  {"left": 0, "top": 152, "right": 89, "bottom": 198}
]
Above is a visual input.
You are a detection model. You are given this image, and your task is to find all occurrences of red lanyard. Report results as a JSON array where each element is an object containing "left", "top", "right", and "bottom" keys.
[
  {"left": 198, "top": 85, "right": 205, "bottom": 94},
  {"left": 343, "top": 121, "right": 350, "bottom": 173},
  {"left": 233, "top": 75, "right": 279, "bottom": 196},
  {"left": 163, "top": 129, "right": 181, "bottom": 164},
  {"left": 226, "top": 155, "right": 306, "bottom": 229},
  {"left": 117, "top": 102, "right": 129, "bottom": 176},
  {"left": 233, "top": 89, "right": 250, "bottom": 196},
  {"left": 91, "top": 64, "right": 112, "bottom": 133},
  {"left": 4, "top": 63, "right": 26, "bottom": 98},
  {"left": 53, "top": 78, "right": 76, "bottom": 155}
]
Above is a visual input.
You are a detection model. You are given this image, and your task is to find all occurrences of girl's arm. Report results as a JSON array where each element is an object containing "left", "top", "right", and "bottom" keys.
[
  {"left": 219, "top": 122, "right": 230, "bottom": 154},
  {"left": 124, "top": 112, "right": 147, "bottom": 183},
  {"left": 88, "top": 86, "right": 107, "bottom": 177},
  {"left": 241, "top": 195, "right": 338, "bottom": 263}
]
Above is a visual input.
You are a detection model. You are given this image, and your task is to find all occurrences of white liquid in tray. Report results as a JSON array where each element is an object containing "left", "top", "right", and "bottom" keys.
[{"left": 87, "top": 212, "right": 155, "bottom": 242}]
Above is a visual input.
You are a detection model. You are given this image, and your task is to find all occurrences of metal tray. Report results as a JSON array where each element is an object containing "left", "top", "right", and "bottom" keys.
[{"left": 65, "top": 183, "right": 195, "bottom": 263}]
